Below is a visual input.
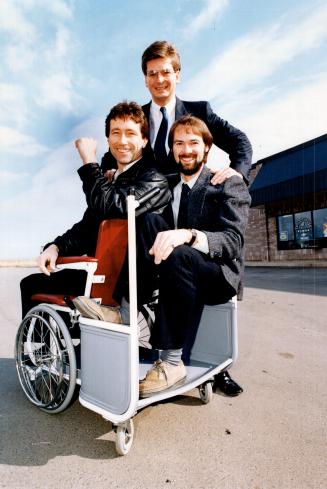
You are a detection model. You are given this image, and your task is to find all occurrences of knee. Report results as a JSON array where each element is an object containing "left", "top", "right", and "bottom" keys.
[
  {"left": 20, "top": 274, "right": 34, "bottom": 292},
  {"left": 161, "top": 246, "right": 198, "bottom": 273}
]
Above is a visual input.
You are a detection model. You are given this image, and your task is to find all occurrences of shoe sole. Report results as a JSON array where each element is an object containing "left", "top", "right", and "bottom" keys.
[{"left": 139, "top": 374, "right": 187, "bottom": 398}]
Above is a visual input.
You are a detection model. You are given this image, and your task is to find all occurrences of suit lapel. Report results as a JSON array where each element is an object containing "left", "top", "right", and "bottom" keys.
[
  {"left": 175, "top": 97, "right": 188, "bottom": 119},
  {"left": 142, "top": 102, "right": 151, "bottom": 121},
  {"left": 187, "top": 167, "right": 211, "bottom": 228}
]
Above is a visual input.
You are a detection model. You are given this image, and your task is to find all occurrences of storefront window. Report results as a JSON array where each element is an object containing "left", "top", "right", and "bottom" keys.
[
  {"left": 294, "top": 211, "right": 313, "bottom": 242},
  {"left": 278, "top": 215, "right": 294, "bottom": 242},
  {"left": 313, "top": 207, "right": 327, "bottom": 238},
  {"left": 277, "top": 208, "right": 327, "bottom": 249}
]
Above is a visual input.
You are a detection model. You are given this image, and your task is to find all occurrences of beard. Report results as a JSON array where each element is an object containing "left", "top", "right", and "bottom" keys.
[{"left": 176, "top": 155, "right": 204, "bottom": 176}]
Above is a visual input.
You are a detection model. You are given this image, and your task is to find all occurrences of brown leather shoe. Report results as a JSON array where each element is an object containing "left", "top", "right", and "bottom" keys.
[
  {"left": 72, "top": 296, "right": 122, "bottom": 323},
  {"left": 139, "top": 359, "right": 187, "bottom": 397}
]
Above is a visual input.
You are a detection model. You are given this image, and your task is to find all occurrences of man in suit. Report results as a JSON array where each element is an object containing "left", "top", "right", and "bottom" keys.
[
  {"left": 20, "top": 101, "right": 170, "bottom": 318},
  {"left": 141, "top": 40, "right": 252, "bottom": 184},
  {"left": 102, "top": 41, "right": 252, "bottom": 186},
  {"left": 138, "top": 40, "right": 252, "bottom": 395},
  {"left": 138, "top": 115, "right": 251, "bottom": 397}
]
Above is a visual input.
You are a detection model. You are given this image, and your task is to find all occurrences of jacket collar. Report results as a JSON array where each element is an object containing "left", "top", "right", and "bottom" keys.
[{"left": 143, "top": 97, "right": 186, "bottom": 120}]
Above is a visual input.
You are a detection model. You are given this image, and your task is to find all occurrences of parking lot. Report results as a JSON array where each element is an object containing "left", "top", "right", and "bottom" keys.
[{"left": 0, "top": 266, "right": 326, "bottom": 489}]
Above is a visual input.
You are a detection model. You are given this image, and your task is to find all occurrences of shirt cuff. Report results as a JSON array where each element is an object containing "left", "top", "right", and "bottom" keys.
[{"left": 193, "top": 230, "right": 209, "bottom": 254}]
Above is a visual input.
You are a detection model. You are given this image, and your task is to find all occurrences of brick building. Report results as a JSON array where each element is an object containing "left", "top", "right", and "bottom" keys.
[{"left": 246, "top": 134, "right": 327, "bottom": 265}]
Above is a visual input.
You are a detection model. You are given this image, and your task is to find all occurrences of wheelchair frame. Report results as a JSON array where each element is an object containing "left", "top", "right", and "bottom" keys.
[{"left": 15, "top": 192, "right": 238, "bottom": 455}]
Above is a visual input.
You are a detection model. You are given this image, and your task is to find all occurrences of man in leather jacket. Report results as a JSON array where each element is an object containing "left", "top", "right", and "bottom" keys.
[{"left": 20, "top": 101, "right": 171, "bottom": 317}]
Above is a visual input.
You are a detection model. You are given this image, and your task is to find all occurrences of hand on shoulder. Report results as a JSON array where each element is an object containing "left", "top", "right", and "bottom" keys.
[{"left": 210, "top": 167, "right": 243, "bottom": 186}]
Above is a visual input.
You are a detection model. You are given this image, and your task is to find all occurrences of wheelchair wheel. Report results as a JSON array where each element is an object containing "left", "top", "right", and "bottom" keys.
[{"left": 15, "top": 304, "right": 78, "bottom": 414}]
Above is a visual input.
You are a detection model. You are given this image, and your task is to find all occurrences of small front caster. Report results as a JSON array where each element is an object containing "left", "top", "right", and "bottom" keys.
[
  {"left": 114, "top": 419, "right": 134, "bottom": 455},
  {"left": 198, "top": 382, "right": 213, "bottom": 404}
]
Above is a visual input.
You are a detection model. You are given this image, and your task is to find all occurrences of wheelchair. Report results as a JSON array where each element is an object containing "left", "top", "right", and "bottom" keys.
[{"left": 15, "top": 192, "right": 238, "bottom": 455}]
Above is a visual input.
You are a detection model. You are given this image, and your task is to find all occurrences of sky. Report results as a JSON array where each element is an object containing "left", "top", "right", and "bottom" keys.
[{"left": 1, "top": 0, "right": 327, "bottom": 259}]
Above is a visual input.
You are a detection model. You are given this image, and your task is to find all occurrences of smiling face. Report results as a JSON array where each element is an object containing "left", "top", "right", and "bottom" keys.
[
  {"left": 172, "top": 125, "right": 209, "bottom": 179},
  {"left": 145, "top": 57, "right": 180, "bottom": 106},
  {"left": 108, "top": 117, "right": 147, "bottom": 170}
]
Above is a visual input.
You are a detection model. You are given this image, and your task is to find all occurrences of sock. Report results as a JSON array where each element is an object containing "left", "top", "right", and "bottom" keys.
[{"left": 160, "top": 349, "right": 183, "bottom": 366}]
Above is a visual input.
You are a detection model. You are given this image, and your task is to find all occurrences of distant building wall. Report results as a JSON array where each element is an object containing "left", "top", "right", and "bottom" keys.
[{"left": 245, "top": 147, "right": 327, "bottom": 265}]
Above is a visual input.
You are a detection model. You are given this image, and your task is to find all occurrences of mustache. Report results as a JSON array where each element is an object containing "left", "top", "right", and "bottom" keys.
[{"left": 178, "top": 153, "right": 197, "bottom": 158}]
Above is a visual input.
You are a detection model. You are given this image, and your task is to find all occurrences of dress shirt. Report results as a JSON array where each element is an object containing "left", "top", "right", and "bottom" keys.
[
  {"left": 172, "top": 172, "right": 209, "bottom": 254},
  {"left": 149, "top": 97, "right": 176, "bottom": 153}
]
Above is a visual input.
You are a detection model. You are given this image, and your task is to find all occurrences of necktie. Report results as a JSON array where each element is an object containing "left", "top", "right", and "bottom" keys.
[
  {"left": 177, "top": 183, "right": 190, "bottom": 228},
  {"left": 154, "top": 107, "right": 168, "bottom": 162}
]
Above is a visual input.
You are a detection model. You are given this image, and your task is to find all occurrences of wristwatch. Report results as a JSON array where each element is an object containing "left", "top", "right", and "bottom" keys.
[{"left": 187, "top": 229, "right": 197, "bottom": 247}]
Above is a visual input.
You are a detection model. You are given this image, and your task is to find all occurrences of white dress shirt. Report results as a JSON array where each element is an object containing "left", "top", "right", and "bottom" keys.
[{"left": 172, "top": 173, "right": 209, "bottom": 254}]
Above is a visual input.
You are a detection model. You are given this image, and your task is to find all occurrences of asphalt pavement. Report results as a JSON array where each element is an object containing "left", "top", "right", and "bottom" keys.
[{"left": 0, "top": 267, "right": 326, "bottom": 489}]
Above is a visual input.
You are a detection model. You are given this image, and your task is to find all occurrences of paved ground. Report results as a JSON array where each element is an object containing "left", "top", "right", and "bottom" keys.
[{"left": 0, "top": 267, "right": 326, "bottom": 489}]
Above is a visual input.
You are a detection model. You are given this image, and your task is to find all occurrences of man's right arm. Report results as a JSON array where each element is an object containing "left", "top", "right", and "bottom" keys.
[
  {"left": 38, "top": 209, "right": 100, "bottom": 274},
  {"left": 37, "top": 244, "right": 59, "bottom": 276}
]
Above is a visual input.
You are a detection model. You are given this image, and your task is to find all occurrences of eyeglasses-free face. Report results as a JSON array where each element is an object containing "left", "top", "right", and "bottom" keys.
[{"left": 145, "top": 58, "right": 180, "bottom": 106}]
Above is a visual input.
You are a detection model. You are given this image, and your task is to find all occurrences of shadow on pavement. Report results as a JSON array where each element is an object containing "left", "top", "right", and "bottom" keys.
[
  {"left": 244, "top": 267, "right": 327, "bottom": 296},
  {"left": 0, "top": 358, "right": 121, "bottom": 465},
  {"left": 0, "top": 358, "right": 202, "bottom": 465}
]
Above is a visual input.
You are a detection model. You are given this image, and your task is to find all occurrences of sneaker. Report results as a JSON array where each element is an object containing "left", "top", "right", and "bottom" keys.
[
  {"left": 72, "top": 296, "right": 122, "bottom": 323},
  {"left": 139, "top": 359, "right": 187, "bottom": 397}
]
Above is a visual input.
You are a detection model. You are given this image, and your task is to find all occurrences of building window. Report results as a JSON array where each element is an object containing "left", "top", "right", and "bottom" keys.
[
  {"left": 294, "top": 211, "right": 313, "bottom": 243},
  {"left": 313, "top": 208, "right": 327, "bottom": 238},
  {"left": 277, "top": 207, "right": 327, "bottom": 249}
]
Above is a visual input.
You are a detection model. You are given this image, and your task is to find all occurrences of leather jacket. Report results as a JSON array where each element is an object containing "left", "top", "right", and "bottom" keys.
[{"left": 49, "top": 156, "right": 171, "bottom": 256}]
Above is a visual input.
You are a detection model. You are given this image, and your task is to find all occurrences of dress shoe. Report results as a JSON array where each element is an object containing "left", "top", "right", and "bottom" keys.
[
  {"left": 72, "top": 296, "right": 122, "bottom": 323},
  {"left": 139, "top": 360, "right": 187, "bottom": 397},
  {"left": 213, "top": 371, "right": 243, "bottom": 397}
]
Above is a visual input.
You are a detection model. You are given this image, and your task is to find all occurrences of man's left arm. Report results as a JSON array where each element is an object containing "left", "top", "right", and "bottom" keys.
[
  {"left": 201, "top": 102, "right": 252, "bottom": 185},
  {"left": 205, "top": 177, "right": 251, "bottom": 261}
]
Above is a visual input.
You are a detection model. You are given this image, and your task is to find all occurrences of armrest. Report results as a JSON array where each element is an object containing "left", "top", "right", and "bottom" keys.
[
  {"left": 56, "top": 256, "right": 98, "bottom": 275},
  {"left": 57, "top": 256, "right": 98, "bottom": 264}
]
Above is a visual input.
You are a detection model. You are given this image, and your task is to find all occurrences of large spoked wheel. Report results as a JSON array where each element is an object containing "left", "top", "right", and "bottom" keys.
[
  {"left": 15, "top": 304, "right": 77, "bottom": 414},
  {"left": 198, "top": 381, "right": 213, "bottom": 404},
  {"left": 115, "top": 419, "right": 134, "bottom": 456}
]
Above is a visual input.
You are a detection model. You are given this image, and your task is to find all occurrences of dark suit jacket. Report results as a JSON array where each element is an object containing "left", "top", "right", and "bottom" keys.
[
  {"left": 101, "top": 98, "right": 252, "bottom": 185},
  {"left": 166, "top": 166, "right": 251, "bottom": 297},
  {"left": 142, "top": 97, "right": 253, "bottom": 184}
]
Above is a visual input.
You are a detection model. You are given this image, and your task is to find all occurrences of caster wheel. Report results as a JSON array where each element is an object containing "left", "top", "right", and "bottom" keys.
[
  {"left": 115, "top": 419, "right": 134, "bottom": 456},
  {"left": 199, "top": 382, "right": 213, "bottom": 404}
]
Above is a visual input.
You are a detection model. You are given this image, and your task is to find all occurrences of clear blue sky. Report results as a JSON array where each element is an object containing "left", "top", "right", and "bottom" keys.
[{"left": 1, "top": 0, "right": 327, "bottom": 259}]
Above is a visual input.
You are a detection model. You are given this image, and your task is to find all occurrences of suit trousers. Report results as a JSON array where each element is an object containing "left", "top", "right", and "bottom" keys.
[
  {"left": 135, "top": 213, "right": 236, "bottom": 355},
  {"left": 20, "top": 269, "right": 87, "bottom": 318}
]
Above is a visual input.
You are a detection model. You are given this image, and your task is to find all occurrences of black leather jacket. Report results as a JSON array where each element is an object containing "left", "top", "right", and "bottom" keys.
[{"left": 49, "top": 156, "right": 171, "bottom": 256}]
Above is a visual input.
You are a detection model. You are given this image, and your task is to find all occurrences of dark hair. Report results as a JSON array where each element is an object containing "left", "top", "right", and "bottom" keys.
[
  {"left": 105, "top": 101, "right": 149, "bottom": 139},
  {"left": 168, "top": 115, "right": 213, "bottom": 150},
  {"left": 141, "top": 40, "right": 181, "bottom": 75}
]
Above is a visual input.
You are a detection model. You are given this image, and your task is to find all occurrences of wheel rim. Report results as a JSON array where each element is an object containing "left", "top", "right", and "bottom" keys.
[
  {"left": 15, "top": 306, "right": 76, "bottom": 411},
  {"left": 115, "top": 420, "right": 134, "bottom": 455}
]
